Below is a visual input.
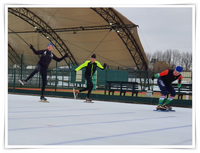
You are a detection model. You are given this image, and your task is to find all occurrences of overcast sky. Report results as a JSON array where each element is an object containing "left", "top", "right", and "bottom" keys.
[{"left": 114, "top": 7, "right": 193, "bottom": 53}]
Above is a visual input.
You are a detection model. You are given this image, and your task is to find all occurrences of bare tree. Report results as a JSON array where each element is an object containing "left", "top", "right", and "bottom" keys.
[
  {"left": 189, "top": 52, "right": 192, "bottom": 70},
  {"left": 163, "top": 49, "right": 172, "bottom": 64},
  {"left": 146, "top": 49, "right": 191, "bottom": 71},
  {"left": 152, "top": 51, "right": 163, "bottom": 62},
  {"left": 146, "top": 52, "right": 152, "bottom": 62},
  {"left": 171, "top": 50, "right": 181, "bottom": 69},
  {"left": 154, "top": 61, "right": 172, "bottom": 72},
  {"left": 181, "top": 52, "right": 192, "bottom": 71}
]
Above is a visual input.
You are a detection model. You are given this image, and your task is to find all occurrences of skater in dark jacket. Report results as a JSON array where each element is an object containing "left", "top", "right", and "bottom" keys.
[
  {"left": 19, "top": 43, "right": 68, "bottom": 102},
  {"left": 152, "top": 66, "right": 183, "bottom": 110},
  {"left": 74, "top": 54, "right": 107, "bottom": 102}
]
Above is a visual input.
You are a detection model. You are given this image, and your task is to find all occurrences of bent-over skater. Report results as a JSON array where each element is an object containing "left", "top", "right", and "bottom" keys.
[{"left": 152, "top": 66, "right": 183, "bottom": 110}]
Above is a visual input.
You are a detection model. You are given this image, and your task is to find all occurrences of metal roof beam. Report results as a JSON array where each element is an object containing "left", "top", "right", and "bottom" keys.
[
  {"left": 8, "top": 44, "right": 23, "bottom": 67},
  {"left": 91, "top": 7, "right": 148, "bottom": 70},
  {"left": 8, "top": 8, "right": 77, "bottom": 66},
  {"left": 8, "top": 24, "right": 138, "bottom": 34}
]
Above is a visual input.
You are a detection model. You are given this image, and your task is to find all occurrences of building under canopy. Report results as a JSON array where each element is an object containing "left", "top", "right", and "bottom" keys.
[{"left": 8, "top": 7, "right": 149, "bottom": 70}]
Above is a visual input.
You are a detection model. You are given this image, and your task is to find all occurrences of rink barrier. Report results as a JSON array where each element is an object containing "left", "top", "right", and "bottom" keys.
[
  {"left": 8, "top": 66, "right": 192, "bottom": 95},
  {"left": 8, "top": 89, "right": 192, "bottom": 107}
]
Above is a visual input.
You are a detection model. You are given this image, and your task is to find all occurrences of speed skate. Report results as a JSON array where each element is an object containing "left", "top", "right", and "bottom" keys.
[
  {"left": 154, "top": 109, "right": 175, "bottom": 112},
  {"left": 84, "top": 100, "right": 94, "bottom": 103},
  {"left": 39, "top": 96, "right": 49, "bottom": 103},
  {"left": 84, "top": 98, "right": 94, "bottom": 103},
  {"left": 73, "top": 88, "right": 76, "bottom": 100},
  {"left": 39, "top": 100, "right": 49, "bottom": 103}
]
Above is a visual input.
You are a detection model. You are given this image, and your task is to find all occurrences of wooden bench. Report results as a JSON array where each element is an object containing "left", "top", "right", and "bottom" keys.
[
  {"left": 159, "top": 83, "right": 192, "bottom": 100},
  {"left": 106, "top": 81, "right": 139, "bottom": 96},
  {"left": 174, "top": 83, "right": 192, "bottom": 100}
]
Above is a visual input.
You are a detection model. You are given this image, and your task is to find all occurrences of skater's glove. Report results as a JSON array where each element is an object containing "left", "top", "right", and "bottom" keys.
[
  {"left": 64, "top": 53, "right": 68, "bottom": 58},
  {"left": 74, "top": 70, "right": 76, "bottom": 74},
  {"left": 30, "top": 44, "right": 34, "bottom": 50},
  {"left": 177, "top": 84, "right": 182, "bottom": 88},
  {"left": 152, "top": 74, "right": 159, "bottom": 80},
  {"left": 103, "top": 63, "right": 107, "bottom": 69}
]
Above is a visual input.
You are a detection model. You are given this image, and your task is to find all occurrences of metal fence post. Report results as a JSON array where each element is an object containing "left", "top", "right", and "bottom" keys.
[
  {"left": 55, "top": 62, "right": 58, "bottom": 92},
  {"left": 104, "top": 69, "right": 107, "bottom": 95},
  {"left": 68, "top": 61, "right": 71, "bottom": 89},
  {"left": 62, "top": 69, "right": 64, "bottom": 88},
  {"left": 135, "top": 70, "right": 137, "bottom": 82},
  {"left": 13, "top": 64, "right": 16, "bottom": 92},
  {"left": 38, "top": 73, "right": 40, "bottom": 88},
  {"left": 20, "top": 54, "right": 23, "bottom": 88},
  {"left": 147, "top": 71, "right": 150, "bottom": 90}
]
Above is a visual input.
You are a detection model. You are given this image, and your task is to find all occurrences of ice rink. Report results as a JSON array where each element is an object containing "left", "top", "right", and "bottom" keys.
[{"left": 7, "top": 94, "right": 193, "bottom": 147}]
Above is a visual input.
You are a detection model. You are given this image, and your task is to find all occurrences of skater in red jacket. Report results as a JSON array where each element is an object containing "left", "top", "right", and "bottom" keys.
[
  {"left": 152, "top": 66, "right": 183, "bottom": 110},
  {"left": 19, "top": 43, "right": 68, "bottom": 102}
]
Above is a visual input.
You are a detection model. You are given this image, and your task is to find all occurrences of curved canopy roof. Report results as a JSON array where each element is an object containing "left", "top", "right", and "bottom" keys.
[{"left": 8, "top": 7, "right": 149, "bottom": 70}]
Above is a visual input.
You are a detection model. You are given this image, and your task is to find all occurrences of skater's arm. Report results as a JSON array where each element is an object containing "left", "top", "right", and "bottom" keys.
[
  {"left": 154, "top": 70, "right": 169, "bottom": 79},
  {"left": 178, "top": 75, "right": 183, "bottom": 83},
  {"left": 30, "top": 44, "right": 46, "bottom": 54},
  {"left": 31, "top": 48, "right": 46, "bottom": 55},
  {"left": 95, "top": 61, "right": 106, "bottom": 70},
  {"left": 53, "top": 53, "right": 68, "bottom": 62},
  {"left": 75, "top": 60, "right": 90, "bottom": 72},
  {"left": 159, "top": 70, "right": 169, "bottom": 77}
]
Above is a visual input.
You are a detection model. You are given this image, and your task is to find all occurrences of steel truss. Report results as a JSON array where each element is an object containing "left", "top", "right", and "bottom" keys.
[
  {"left": 8, "top": 8, "right": 77, "bottom": 66},
  {"left": 8, "top": 24, "right": 137, "bottom": 34},
  {"left": 8, "top": 44, "right": 22, "bottom": 67},
  {"left": 91, "top": 8, "right": 148, "bottom": 70}
]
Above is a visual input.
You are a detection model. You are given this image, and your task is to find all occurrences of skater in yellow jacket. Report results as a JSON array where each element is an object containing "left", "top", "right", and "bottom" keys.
[{"left": 74, "top": 54, "right": 107, "bottom": 102}]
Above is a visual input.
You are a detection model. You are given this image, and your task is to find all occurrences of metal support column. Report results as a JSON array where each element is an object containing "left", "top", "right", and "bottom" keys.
[
  {"left": 20, "top": 54, "right": 23, "bottom": 88},
  {"left": 55, "top": 62, "right": 58, "bottom": 92},
  {"left": 13, "top": 64, "right": 16, "bottom": 92}
]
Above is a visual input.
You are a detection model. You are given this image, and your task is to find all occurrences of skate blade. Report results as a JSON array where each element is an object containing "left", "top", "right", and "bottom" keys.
[
  {"left": 154, "top": 110, "right": 175, "bottom": 112},
  {"left": 167, "top": 109, "right": 175, "bottom": 112},
  {"left": 84, "top": 101, "right": 94, "bottom": 103},
  {"left": 73, "top": 88, "right": 76, "bottom": 100},
  {"left": 19, "top": 80, "right": 24, "bottom": 85},
  {"left": 39, "top": 100, "right": 49, "bottom": 103}
]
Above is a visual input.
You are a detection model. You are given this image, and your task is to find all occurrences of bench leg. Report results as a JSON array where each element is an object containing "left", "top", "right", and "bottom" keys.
[{"left": 131, "top": 92, "right": 138, "bottom": 97}]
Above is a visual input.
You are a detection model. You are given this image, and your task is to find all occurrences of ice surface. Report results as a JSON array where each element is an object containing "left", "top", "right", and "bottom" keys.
[{"left": 7, "top": 94, "right": 193, "bottom": 147}]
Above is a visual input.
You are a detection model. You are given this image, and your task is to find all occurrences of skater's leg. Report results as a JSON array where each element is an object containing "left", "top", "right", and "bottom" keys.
[
  {"left": 79, "top": 87, "right": 88, "bottom": 92},
  {"left": 87, "top": 82, "right": 93, "bottom": 99},
  {"left": 158, "top": 95, "right": 166, "bottom": 105},
  {"left": 157, "top": 77, "right": 167, "bottom": 105},
  {"left": 79, "top": 74, "right": 90, "bottom": 93},
  {"left": 26, "top": 64, "right": 41, "bottom": 81},
  {"left": 84, "top": 75, "right": 93, "bottom": 99},
  {"left": 78, "top": 74, "right": 93, "bottom": 99},
  {"left": 165, "top": 85, "right": 176, "bottom": 105},
  {"left": 79, "top": 74, "right": 93, "bottom": 99},
  {"left": 40, "top": 67, "right": 47, "bottom": 97},
  {"left": 19, "top": 64, "right": 40, "bottom": 85}
]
